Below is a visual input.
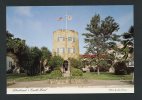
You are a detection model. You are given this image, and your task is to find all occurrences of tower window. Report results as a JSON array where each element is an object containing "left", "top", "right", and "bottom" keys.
[
  {"left": 68, "top": 37, "right": 72, "bottom": 41},
  {"left": 58, "top": 36, "right": 64, "bottom": 41},
  {"left": 60, "top": 48, "right": 65, "bottom": 53},
  {"left": 57, "top": 48, "right": 65, "bottom": 53},
  {"left": 68, "top": 48, "right": 75, "bottom": 53}
]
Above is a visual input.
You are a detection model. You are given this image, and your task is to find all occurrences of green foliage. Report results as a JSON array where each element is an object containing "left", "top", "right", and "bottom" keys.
[
  {"left": 98, "top": 60, "right": 108, "bottom": 67},
  {"left": 41, "top": 47, "right": 52, "bottom": 61},
  {"left": 83, "top": 14, "right": 120, "bottom": 54},
  {"left": 22, "top": 47, "right": 42, "bottom": 76},
  {"left": 82, "top": 14, "right": 120, "bottom": 75},
  {"left": 49, "top": 69, "right": 62, "bottom": 78},
  {"left": 96, "top": 60, "right": 111, "bottom": 72},
  {"left": 7, "top": 31, "right": 26, "bottom": 54},
  {"left": 6, "top": 31, "right": 52, "bottom": 76},
  {"left": 54, "top": 66, "right": 61, "bottom": 70},
  {"left": 48, "top": 56, "right": 64, "bottom": 68},
  {"left": 6, "top": 31, "right": 28, "bottom": 69},
  {"left": 71, "top": 68, "right": 83, "bottom": 76},
  {"left": 121, "top": 26, "right": 134, "bottom": 61},
  {"left": 20, "top": 47, "right": 33, "bottom": 70},
  {"left": 69, "top": 58, "right": 83, "bottom": 69}
]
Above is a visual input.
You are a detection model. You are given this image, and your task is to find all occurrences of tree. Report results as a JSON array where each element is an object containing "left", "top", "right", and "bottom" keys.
[
  {"left": 68, "top": 58, "right": 83, "bottom": 69},
  {"left": 107, "top": 34, "right": 122, "bottom": 70},
  {"left": 22, "top": 46, "right": 42, "bottom": 76},
  {"left": 39, "top": 47, "right": 52, "bottom": 73},
  {"left": 48, "top": 55, "right": 64, "bottom": 69},
  {"left": 107, "top": 26, "right": 134, "bottom": 75},
  {"left": 30, "top": 47, "right": 42, "bottom": 75},
  {"left": 41, "top": 47, "right": 52, "bottom": 62},
  {"left": 82, "top": 14, "right": 119, "bottom": 75},
  {"left": 6, "top": 31, "right": 43, "bottom": 75},
  {"left": 6, "top": 31, "right": 27, "bottom": 69},
  {"left": 121, "top": 26, "right": 134, "bottom": 61}
]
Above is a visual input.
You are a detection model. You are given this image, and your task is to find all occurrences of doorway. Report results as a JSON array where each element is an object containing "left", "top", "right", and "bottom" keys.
[{"left": 63, "top": 60, "right": 68, "bottom": 72}]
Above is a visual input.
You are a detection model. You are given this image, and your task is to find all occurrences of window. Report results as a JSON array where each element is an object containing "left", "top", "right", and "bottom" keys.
[
  {"left": 58, "top": 36, "right": 64, "bottom": 41},
  {"left": 68, "top": 48, "right": 75, "bottom": 53},
  {"left": 60, "top": 48, "right": 65, "bottom": 53},
  {"left": 68, "top": 37, "right": 72, "bottom": 41},
  {"left": 68, "top": 37, "right": 75, "bottom": 42},
  {"left": 57, "top": 48, "right": 65, "bottom": 53},
  {"left": 9, "top": 61, "right": 12, "bottom": 68}
]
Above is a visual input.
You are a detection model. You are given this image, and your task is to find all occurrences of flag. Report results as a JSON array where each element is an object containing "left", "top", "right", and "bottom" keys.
[
  {"left": 57, "top": 17, "right": 64, "bottom": 21},
  {"left": 66, "top": 15, "right": 72, "bottom": 21}
]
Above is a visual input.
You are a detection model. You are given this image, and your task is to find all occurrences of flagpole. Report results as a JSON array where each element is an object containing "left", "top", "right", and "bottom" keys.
[
  {"left": 65, "top": 7, "right": 67, "bottom": 30},
  {"left": 65, "top": 7, "right": 68, "bottom": 61}
]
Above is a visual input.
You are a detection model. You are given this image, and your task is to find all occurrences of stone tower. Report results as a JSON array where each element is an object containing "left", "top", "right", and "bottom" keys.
[{"left": 52, "top": 29, "right": 79, "bottom": 60}]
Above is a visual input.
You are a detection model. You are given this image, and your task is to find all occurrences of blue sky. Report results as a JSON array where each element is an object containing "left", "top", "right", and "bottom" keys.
[{"left": 6, "top": 5, "right": 133, "bottom": 54}]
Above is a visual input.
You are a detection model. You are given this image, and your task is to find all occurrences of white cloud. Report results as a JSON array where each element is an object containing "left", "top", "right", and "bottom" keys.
[{"left": 14, "top": 6, "right": 33, "bottom": 17}]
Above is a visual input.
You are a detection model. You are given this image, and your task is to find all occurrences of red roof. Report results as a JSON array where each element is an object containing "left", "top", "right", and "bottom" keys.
[
  {"left": 80, "top": 54, "right": 96, "bottom": 58},
  {"left": 80, "top": 54, "right": 108, "bottom": 59}
]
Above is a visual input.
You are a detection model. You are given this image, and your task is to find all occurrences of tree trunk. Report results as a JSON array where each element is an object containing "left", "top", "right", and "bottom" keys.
[
  {"left": 110, "top": 61, "right": 115, "bottom": 73},
  {"left": 97, "top": 67, "right": 100, "bottom": 75}
]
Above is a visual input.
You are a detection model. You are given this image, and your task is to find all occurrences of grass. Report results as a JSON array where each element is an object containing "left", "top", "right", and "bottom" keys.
[
  {"left": 7, "top": 72, "right": 132, "bottom": 83},
  {"left": 82, "top": 72, "right": 132, "bottom": 80},
  {"left": 7, "top": 73, "right": 60, "bottom": 82}
]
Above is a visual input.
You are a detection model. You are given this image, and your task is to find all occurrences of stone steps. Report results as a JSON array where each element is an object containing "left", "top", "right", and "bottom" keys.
[{"left": 63, "top": 71, "right": 70, "bottom": 77}]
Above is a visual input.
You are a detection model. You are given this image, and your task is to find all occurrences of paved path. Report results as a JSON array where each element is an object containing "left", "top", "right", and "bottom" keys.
[{"left": 7, "top": 80, "right": 133, "bottom": 88}]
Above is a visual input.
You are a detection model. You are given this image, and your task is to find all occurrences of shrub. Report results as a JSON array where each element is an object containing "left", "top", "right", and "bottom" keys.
[
  {"left": 49, "top": 69, "right": 62, "bottom": 78},
  {"left": 114, "top": 61, "right": 127, "bottom": 75},
  {"left": 54, "top": 66, "right": 61, "bottom": 70},
  {"left": 7, "top": 69, "right": 13, "bottom": 74},
  {"left": 93, "top": 60, "right": 110, "bottom": 72},
  {"left": 71, "top": 68, "right": 83, "bottom": 76},
  {"left": 69, "top": 58, "right": 83, "bottom": 69},
  {"left": 48, "top": 56, "right": 64, "bottom": 68},
  {"left": 89, "top": 67, "right": 95, "bottom": 72},
  {"left": 20, "top": 67, "right": 25, "bottom": 73},
  {"left": 127, "top": 67, "right": 134, "bottom": 74},
  {"left": 94, "top": 66, "right": 110, "bottom": 72}
]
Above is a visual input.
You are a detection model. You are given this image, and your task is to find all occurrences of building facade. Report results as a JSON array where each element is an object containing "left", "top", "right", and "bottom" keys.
[
  {"left": 52, "top": 29, "right": 79, "bottom": 60},
  {"left": 6, "top": 52, "right": 18, "bottom": 71}
]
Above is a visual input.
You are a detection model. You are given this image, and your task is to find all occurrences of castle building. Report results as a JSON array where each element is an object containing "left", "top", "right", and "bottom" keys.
[{"left": 52, "top": 29, "right": 79, "bottom": 60}]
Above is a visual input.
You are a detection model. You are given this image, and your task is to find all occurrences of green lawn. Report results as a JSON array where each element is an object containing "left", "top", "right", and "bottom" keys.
[
  {"left": 7, "top": 72, "right": 132, "bottom": 82},
  {"left": 7, "top": 73, "right": 58, "bottom": 82},
  {"left": 83, "top": 72, "right": 132, "bottom": 80}
]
